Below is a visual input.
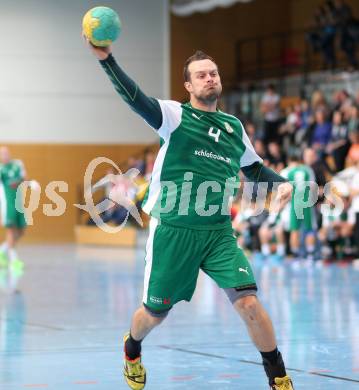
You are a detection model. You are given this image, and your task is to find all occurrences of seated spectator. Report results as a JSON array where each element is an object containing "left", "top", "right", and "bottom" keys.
[
  {"left": 305, "top": 108, "right": 332, "bottom": 156},
  {"left": 295, "top": 100, "right": 314, "bottom": 153},
  {"left": 143, "top": 149, "right": 155, "bottom": 181},
  {"left": 86, "top": 167, "right": 140, "bottom": 227},
  {"left": 245, "top": 121, "right": 263, "bottom": 144},
  {"left": 260, "top": 84, "right": 281, "bottom": 144},
  {"left": 348, "top": 105, "right": 359, "bottom": 136},
  {"left": 346, "top": 130, "right": 359, "bottom": 165},
  {"left": 326, "top": 110, "right": 350, "bottom": 171},
  {"left": 267, "top": 142, "right": 286, "bottom": 172},
  {"left": 127, "top": 155, "right": 145, "bottom": 173},
  {"left": 253, "top": 139, "right": 267, "bottom": 160},
  {"left": 278, "top": 105, "right": 300, "bottom": 156},
  {"left": 332, "top": 89, "right": 353, "bottom": 115},
  {"left": 303, "top": 147, "right": 330, "bottom": 191},
  {"left": 319, "top": 185, "right": 352, "bottom": 261},
  {"left": 311, "top": 90, "right": 327, "bottom": 112},
  {"left": 300, "top": 99, "right": 314, "bottom": 130}
]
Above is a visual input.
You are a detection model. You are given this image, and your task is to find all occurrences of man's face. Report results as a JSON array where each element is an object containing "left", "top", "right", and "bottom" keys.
[{"left": 185, "top": 59, "right": 222, "bottom": 104}]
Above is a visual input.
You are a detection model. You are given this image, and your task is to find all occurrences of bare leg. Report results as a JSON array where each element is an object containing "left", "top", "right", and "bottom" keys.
[
  {"left": 234, "top": 295, "right": 276, "bottom": 351},
  {"left": 6, "top": 228, "right": 25, "bottom": 265},
  {"left": 6, "top": 228, "right": 16, "bottom": 249},
  {"left": 259, "top": 226, "right": 272, "bottom": 258},
  {"left": 123, "top": 305, "right": 166, "bottom": 388},
  {"left": 290, "top": 230, "right": 300, "bottom": 257},
  {"left": 15, "top": 228, "right": 25, "bottom": 242},
  {"left": 305, "top": 233, "right": 315, "bottom": 248},
  {"left": 275, "top": 226, "right": 286, "bottom": 257},
  {"left": 130, "top": 305, "right": 166, "bottom": 341},
  {"left": 234, "top": 295, "right": 289, "bottom": 385}
]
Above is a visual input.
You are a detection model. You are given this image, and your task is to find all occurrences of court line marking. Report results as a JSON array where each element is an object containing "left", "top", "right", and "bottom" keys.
[{"left": 160, "top": 345, "right": 359, "bottom": 384}]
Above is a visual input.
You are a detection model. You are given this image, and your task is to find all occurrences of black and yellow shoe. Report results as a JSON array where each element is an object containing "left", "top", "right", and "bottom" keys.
[
  {"left": 271, "top": 375, "right": 294, "bottom": 389},
  {"left": 123, "top": 333, "right": 146, "bottom": 390}
]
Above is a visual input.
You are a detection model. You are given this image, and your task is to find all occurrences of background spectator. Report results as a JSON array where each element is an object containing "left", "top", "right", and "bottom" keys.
[{"left": 260, "top": 84, "right": 281, "bottom": 145}]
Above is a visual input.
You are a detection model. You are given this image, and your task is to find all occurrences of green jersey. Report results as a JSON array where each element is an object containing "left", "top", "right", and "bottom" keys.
[
  {"left": 99, "top": 54, "right": 286, "bottom": 229},
  {"left": 0, "top": 160, "right": 25, "bottom": 189},
  {"left": 282, "top": 164, "right": 315, "bottom": 201},
  {"left": 0, "top": 159, "right": 26, "bottom": 228},
  {"left": 142, "top": 101, "right": 262, "bottom": 228},
  {"left": 281, "top": 164, "right": 316, "bottom": 231},
  {"left": 283, "top": 164, "right": 315, "bottom": 185}
]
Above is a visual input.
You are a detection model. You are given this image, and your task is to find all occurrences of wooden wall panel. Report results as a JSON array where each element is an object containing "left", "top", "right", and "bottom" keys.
[{"left": 0, "top": 143, "right": 158, "bottom": 243}]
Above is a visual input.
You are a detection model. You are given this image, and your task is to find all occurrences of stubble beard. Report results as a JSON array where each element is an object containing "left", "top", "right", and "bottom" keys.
[{"left": 196, "top": 85, "right": 222, "bottom": 105}]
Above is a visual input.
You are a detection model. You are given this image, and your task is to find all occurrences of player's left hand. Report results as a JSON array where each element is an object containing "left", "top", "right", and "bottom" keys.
[{"left": 274, "top": 182, "right": 293, "bottom": 212}]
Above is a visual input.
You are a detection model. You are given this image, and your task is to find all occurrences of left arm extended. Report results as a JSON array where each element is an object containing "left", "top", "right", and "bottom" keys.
[
  {"left": 241, "top": 162, "right": 292, "bottom": 211},
  {"left": 241, "top": 161, "right": 287, "bottom": 189}
]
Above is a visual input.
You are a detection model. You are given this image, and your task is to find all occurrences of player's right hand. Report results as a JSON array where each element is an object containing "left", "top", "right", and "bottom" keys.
[{"left": 83, "top": 35, "right": 112, "bottom": 60}]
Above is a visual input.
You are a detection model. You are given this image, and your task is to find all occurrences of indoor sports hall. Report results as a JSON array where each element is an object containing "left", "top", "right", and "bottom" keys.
[{"left": 0, "top": 1, "right": 359, "bottom": 389}]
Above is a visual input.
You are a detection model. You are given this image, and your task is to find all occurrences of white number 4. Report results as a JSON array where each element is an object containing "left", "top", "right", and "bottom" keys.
[{"left": 208, "top": 127, "right": 221, "bottom": 142}]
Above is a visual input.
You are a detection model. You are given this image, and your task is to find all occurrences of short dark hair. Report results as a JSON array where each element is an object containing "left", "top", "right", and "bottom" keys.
[
  {"left": 183, "top": 50, "right": 217, "bottom": 82},
  {"left": 288, "top": 153, "right": 301, "bottom": 163}
]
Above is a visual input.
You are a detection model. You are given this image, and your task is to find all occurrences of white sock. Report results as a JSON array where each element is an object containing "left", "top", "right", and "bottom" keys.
[
  {"left": 8, "top": 248, "right": 18, "bottom": 262},
  {"left": 262, "top": 244, "right": 271, "bottom": 256},
  {"left": 277, "top": 244, "right": 285, "bottom": 257}
]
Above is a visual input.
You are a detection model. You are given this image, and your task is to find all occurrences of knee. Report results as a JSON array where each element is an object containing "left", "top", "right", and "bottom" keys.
[
  {"left": 142, "top": 304, "right": 169, "bottom": 326},
  {"left": 146, "top": 314, "right": 165, "bottom": 327},
  {"left": 234, "top": 295, "right": 260, "bottom": 320}
]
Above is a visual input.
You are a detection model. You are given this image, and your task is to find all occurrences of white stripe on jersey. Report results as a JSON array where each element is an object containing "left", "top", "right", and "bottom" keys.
[
  {"left": 239, "top": 124, "right": 263, "bottom": 167},
  {"left": 142, "top": 139, "right": 170, "bottom": 215},
  {"left": 142, "top": 218, "right": 158, "bottom": 304},
  {"left": 143, "top": 100, "right": 182, "bottom": 215},
  {"left": 156, "top": 100, "right": 182, "bottom": 140}
]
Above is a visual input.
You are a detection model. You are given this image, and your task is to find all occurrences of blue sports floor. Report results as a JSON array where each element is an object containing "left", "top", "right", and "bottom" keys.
[{"left": 0, "top": 241, "right": 359, "bottom": 389}]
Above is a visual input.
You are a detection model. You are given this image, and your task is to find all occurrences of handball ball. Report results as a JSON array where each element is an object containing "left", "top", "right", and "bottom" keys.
[{"left": 82, "top": 6, "right": 121, "bottom": 47}]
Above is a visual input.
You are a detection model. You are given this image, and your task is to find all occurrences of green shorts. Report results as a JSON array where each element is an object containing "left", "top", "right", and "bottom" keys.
[
  {"left": 143, "top": 218, "right": 257, "bottom": 313},
  {"left": 289, "top": 206, "right": 316, "bottom": 232}
]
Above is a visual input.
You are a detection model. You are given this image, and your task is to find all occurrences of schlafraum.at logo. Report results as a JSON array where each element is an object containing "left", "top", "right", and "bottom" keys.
[{"left": 15, "top": 157, "right": 145, "bottom": 233}]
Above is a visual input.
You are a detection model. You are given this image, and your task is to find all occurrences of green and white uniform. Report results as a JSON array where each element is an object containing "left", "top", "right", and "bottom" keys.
[
  {"left": 142, "top": 101, "right": 262, "bottom": 227},
  {"left": 282, "top": 164, "right": 316, "bottom": 232},
  {"left": 100, "top": 54, "right": 287, "bottom": 312},
  {"left": 0, "top": 160, "right": 26, "bottom": 228},
  {"left": 141, "top": 101, "right": 263, "bottom": 311}
]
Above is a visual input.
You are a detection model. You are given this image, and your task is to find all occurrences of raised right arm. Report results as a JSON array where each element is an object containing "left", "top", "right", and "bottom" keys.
[
  {"left": 86, "top": 41, "right": 163, "bottom": 130},
  {"left": 100, "top": 54, "right": 163, "bottom": 130}
]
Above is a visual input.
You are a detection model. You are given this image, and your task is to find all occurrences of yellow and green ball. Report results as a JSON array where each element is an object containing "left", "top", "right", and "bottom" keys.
[{"left": 82, "top": 6, "right": 121, "bottom": 47}]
